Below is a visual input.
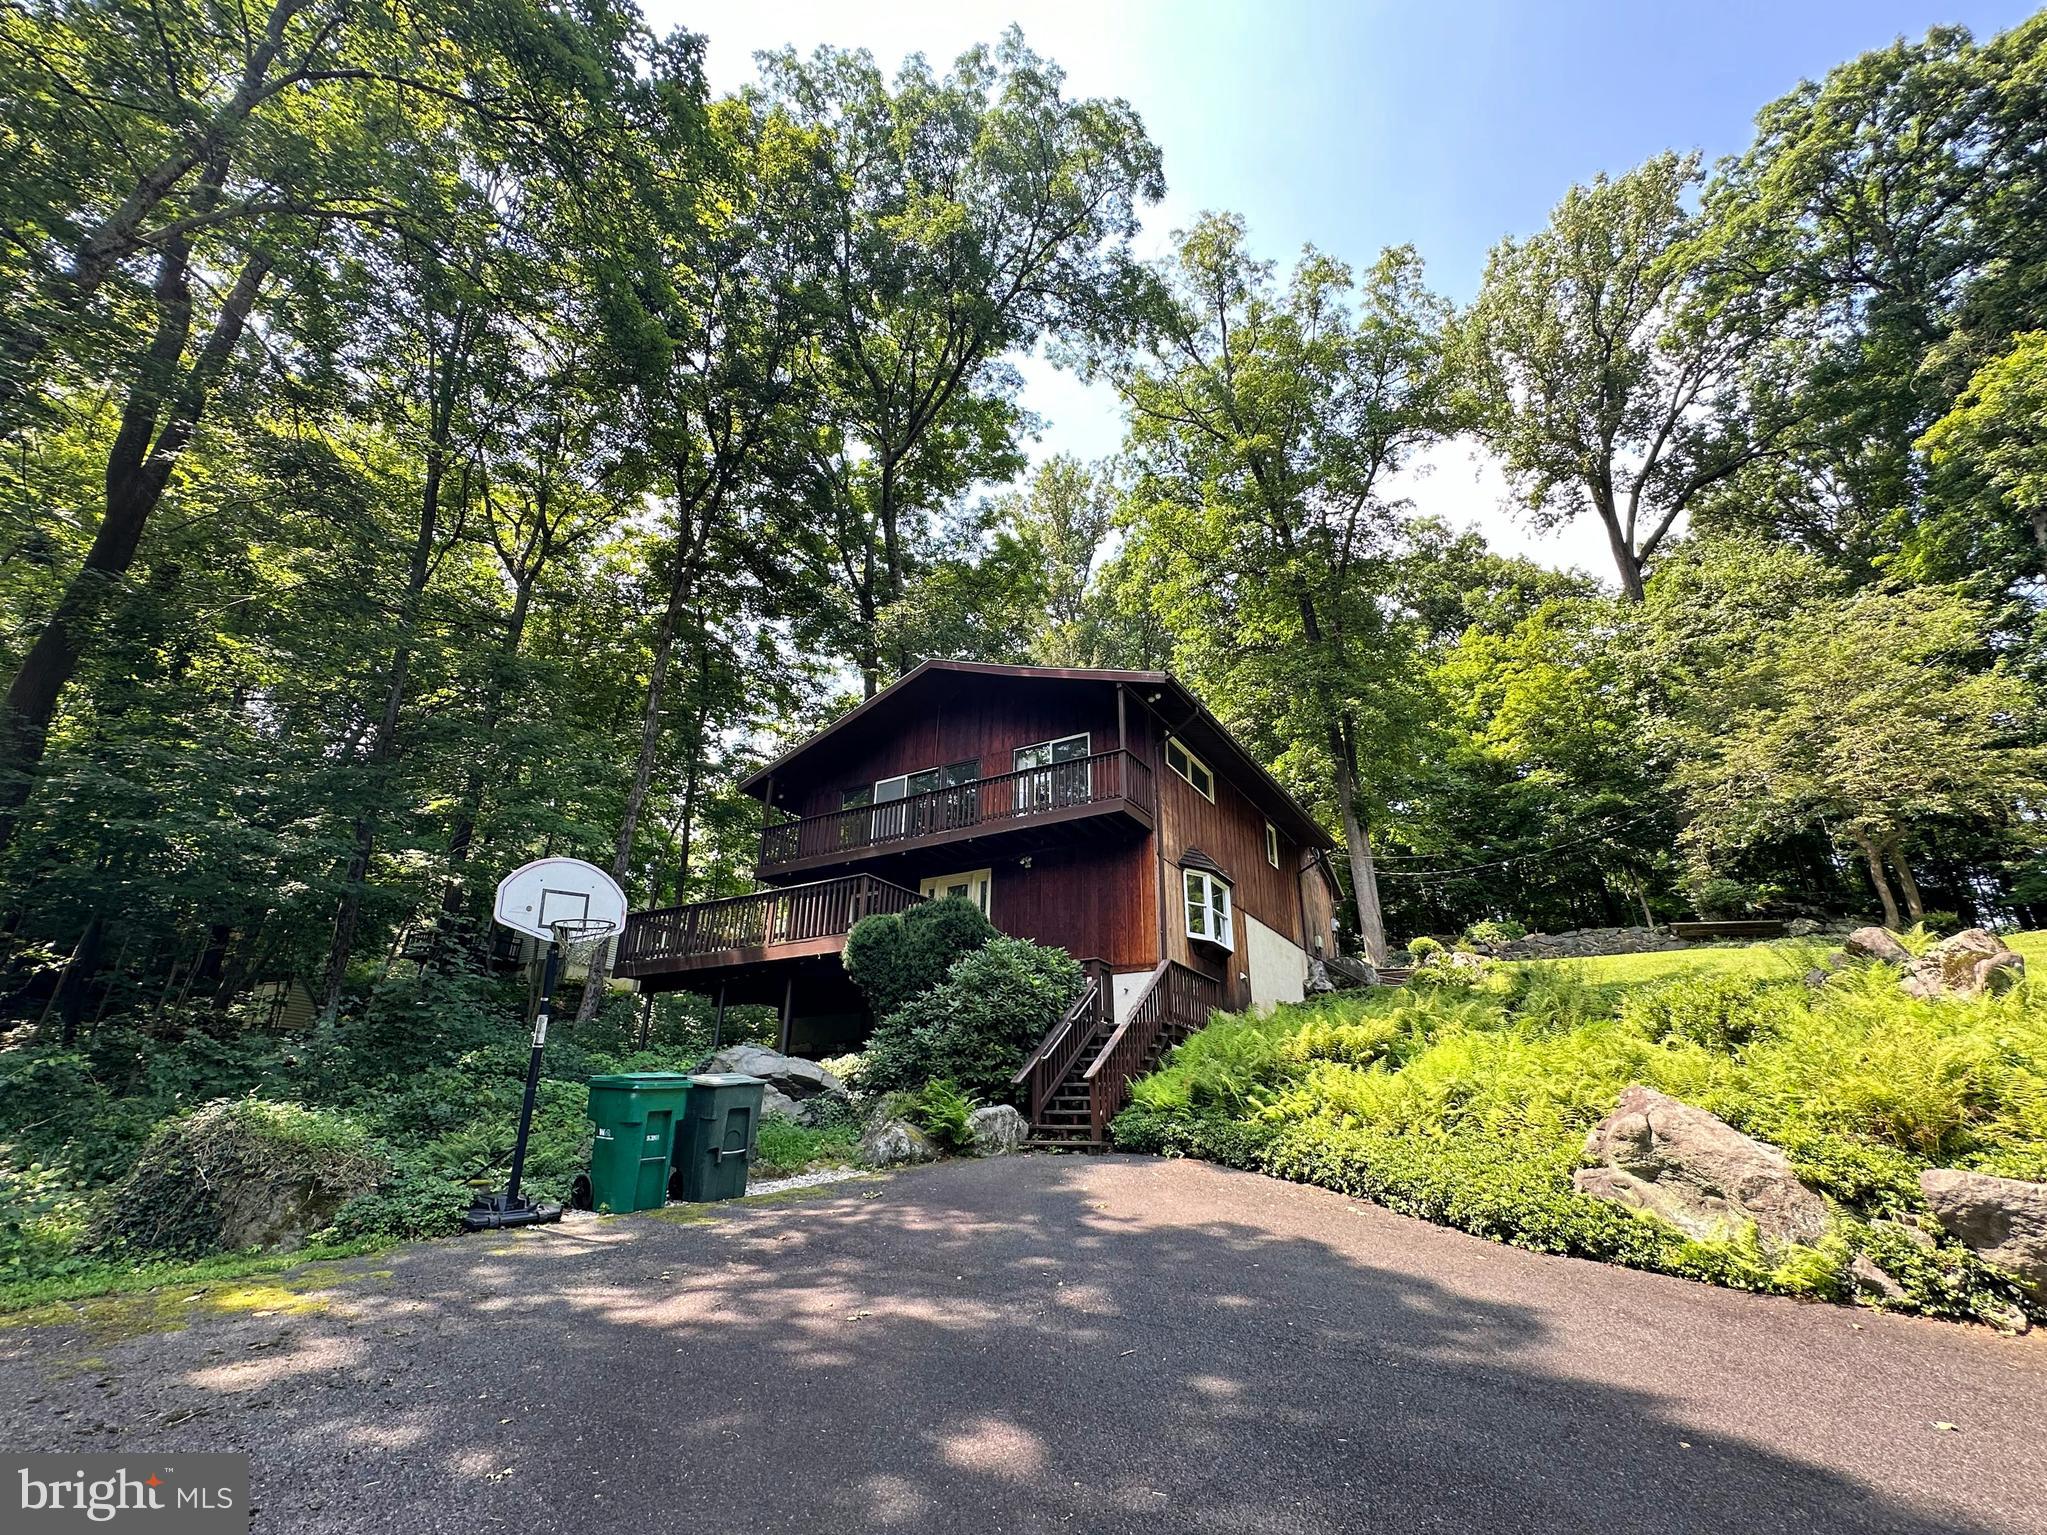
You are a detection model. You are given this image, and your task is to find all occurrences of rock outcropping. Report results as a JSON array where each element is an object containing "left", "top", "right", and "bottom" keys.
[
  {"left": 1900, "top": 929, "right": 2026, "bottom": 1000},
  {"left": 1919, "top": 1169, "right": 2047, "bottom": 1301},
  {"left": 857, "top": 1117, "right": 938, "bottom": 1167},
  {"left": 1574, "top": 1085, "right": 1830, "bottom": 1246},
  {"left": 700, "top": 1045, "right": 852, "bottom": 1124},
  {"left": 968, "top": 1105, "right": 1030, "bottom": 1156}
]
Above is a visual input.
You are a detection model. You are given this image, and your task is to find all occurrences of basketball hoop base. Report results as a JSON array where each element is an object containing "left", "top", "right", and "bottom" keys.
[{"left": 462, "top": 1191, "right": 563, "bottom": 1231}]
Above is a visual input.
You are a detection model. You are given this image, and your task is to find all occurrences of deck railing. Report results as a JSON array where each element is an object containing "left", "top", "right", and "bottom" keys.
[
  {"left": 615, "top": 874, "right": 923, "bottom": 972},
  {"left": 1080, "top": 961, "right": 1224, "bottom": 1141},
  {"left": 759, "top": 749, "right": 1153, "bottom": 871}
]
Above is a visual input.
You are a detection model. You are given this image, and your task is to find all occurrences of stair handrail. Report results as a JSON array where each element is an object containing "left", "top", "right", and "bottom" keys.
[
  {"left": 1014, "top": 957, "right": 1112, "bottom": 1122},
  {"left": 1080, "top": 960, "right": 1220, "bottom": 1142}
]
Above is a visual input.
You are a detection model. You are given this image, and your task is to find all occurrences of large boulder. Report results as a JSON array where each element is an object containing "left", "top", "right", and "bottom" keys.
[
  {"left": 1844, "top": 926, "right": 1911, "bottom": 963},
  {"left": 1919, "top": 1169, "right": 2047, "bottom": 1301},
  {"left": 1900, "top": 929, "right": 2026, "bottom": 1001},
  {"left": 857, "top": 1117, "right": 938, "bottom": 1167},
  {"left": 968, "top": 1105, "right": 1030, "bottom": 1157},
  {"left": 88, "top": 1099, "right": 387, "bottom": 1259},
  {"left": 1574, "top": 1085, "right": 1830, "bottom": 1247},
  {"left": 700, "top": 1046, "right": 850, "bottom": 1105}
]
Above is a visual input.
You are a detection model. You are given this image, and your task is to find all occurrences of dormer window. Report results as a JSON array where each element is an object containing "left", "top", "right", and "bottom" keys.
[
  {"left": 1183, "top": 867, "right": 1233, "bottom": 950},
  {"left": 1164, "top": 736, "right": 1214, "bottom": 801}
]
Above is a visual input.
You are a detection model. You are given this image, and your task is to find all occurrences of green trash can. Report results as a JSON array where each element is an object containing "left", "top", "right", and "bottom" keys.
[
  {"left": 585, "top": 1072, "right": 693, "bottom": 1213},
  {"left": 674, "top": 1073, "right": 767, "bottom": 1202}
]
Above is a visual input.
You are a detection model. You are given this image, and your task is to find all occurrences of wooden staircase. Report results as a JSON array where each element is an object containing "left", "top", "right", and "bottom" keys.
[{"left": 1014, "top": 958, "right": 1224, "bottom": 1150}]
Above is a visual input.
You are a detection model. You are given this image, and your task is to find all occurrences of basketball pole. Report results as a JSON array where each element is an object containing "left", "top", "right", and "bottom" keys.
[
  {"left": 463, "top": 929, "right": 569, "bottom": 1231},
  {"left": 503, "top": 935, "right": 561, "bottom": 1206}
]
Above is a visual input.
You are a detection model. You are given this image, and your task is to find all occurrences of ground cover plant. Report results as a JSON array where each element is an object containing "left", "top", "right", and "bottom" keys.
[
  {"left": 0, "top": 972, "right": 759, "bottom": 1307},
  {"left": 1114, "top": 940, "right": 2047, "bottom": 1326}
]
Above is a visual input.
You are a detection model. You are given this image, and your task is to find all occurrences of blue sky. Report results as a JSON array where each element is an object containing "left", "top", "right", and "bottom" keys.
[{"left": 651, "top": 1, "right": 2038, "bottom": 576}]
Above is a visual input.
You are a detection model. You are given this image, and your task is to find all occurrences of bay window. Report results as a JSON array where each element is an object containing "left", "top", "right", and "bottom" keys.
[{"left": 1183, "top": 868, "right": 1234, "bottom": 950}]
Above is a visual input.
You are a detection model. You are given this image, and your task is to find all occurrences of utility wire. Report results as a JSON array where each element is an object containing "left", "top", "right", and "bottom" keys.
[{"left": 1372, "top": 812, "right": 1662, "bottom": 881}]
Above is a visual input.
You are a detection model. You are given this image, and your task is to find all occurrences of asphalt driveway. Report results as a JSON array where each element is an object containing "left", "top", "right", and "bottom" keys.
[{"left": 3, "top": 1154, "right": 2043, "bottom": 1534}]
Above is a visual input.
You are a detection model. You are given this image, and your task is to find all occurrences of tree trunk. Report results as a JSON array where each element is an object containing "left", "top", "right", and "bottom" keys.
[
  {"left": 1593, "top": 495, "right": 1647, "bottom": 603},
  {"left": 577, "top": 514, "right": 712, "bottom": 1021},
  {"left": 1856, "top": 834, "right": 1903, "bottom": 929},
  {"left": 1885, "top": 841, "right": 1925, "bottom": 924},
  {"left": 0, "top": 251, "right": 269, "bottom": 850},
  {"left": 434, "top": 573, "right": 538, "bottom": 963},
  {"left": 316, "top": 449, "right": 447, "bottom": 1022},
  {"left": 51, "top": 913, "right": 105, "bottom": 1047},
  {"left": 1328, "top": 722, "right": 1388, "bottom": 965}
]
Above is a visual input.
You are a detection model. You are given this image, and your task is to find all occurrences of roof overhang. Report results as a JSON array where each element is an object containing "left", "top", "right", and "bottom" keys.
[{"left": 739, "top": 660, "right": 1336, "bottom": 850}]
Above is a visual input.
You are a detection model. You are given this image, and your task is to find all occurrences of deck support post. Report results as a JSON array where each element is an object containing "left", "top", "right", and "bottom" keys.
[
  {"left": 711, "top": 980, "right": 726, "bottom": 1050},
  {"left": 777, "top": 972, "right": 794, "bottom": 1054}
]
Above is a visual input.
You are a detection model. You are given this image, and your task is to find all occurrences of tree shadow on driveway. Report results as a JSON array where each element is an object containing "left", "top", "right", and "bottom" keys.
[{"left": 3, "top": 1154, "right": 2039, "bottom": 1533}]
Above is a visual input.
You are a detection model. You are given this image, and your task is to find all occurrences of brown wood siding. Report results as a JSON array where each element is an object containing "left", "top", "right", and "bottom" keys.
[
  {"left": 781, "top": 678, "right": 1126, "bottom": 819},
  {"left": 1154, "top": 728, "right": 1308, "bottom": 1010},
  {"left": 976, "top": 841, "right": 1156, "bottom": 972}
]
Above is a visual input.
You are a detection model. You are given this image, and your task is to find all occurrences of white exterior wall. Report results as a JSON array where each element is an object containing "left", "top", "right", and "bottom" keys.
[
  {"left": 1112, "top": 969, "right": 1152, "bottom": 1024},
  {"left": 1244, "top": 913, "right": 1308, "bottom": 1009}
]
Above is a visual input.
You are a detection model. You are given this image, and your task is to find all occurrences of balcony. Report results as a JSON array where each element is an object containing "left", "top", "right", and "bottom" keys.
[
  {"left": 757, "top": 748, "right": 1155, "bottom": 878},
  {"left": 614, "top": 873, "right": 923, "bottom": 983}
]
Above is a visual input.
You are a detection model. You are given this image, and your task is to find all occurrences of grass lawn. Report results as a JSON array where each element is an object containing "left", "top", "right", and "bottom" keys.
[{"left": 1513, "top": 929, "right": 2045, "bottom": 987}]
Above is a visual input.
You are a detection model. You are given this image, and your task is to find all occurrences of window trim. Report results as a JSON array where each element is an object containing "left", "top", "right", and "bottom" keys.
[
  {"left": 1265, "top": 821, "right": 1281, "bottom": 869},
  {"left": 1012, "top": 732, "right": 1091, "bottom": 773},
  {"left": 1183, "top": 867, "right": 1234, "bottom": 951},
  {"left": 851, "top": 758, "right": 979, "bottom": 809},
  {"left": 1164, "top": 736, "right": 1215, "bottom": 802},
  {"left": 920, "top": 867, "right": 993, "bottom": 917}
]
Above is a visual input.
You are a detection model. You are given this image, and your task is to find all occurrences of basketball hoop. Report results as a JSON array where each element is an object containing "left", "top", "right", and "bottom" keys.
[
  {"left": 466, "top": 860, "right": 630, "bottom": 1233},
  {"left": 548, "top": 915, "right": 618, "bottom": 961}
]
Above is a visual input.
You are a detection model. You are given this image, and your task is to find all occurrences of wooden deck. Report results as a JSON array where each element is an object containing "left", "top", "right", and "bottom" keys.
[
  {"left": 756, "top": 749, "right": 1154, "bottom": 878},
  {"left": 614, "top": 874, "right": 923, "bottom": 985}
]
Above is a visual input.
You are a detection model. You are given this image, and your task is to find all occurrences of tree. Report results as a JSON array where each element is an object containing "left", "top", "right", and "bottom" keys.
[
  {"left": 1463, "top": 152, "right": 1788, "bottom": 601},
  {"left": 1919, "top": 332, "right": 2047, "bottom": 557},
  {"left": 1697, "top": 18, "right": 2047, "bottom": 589},
  {"left": 0, "top": 0, "right": 679, "bottom": 853},
  {"left": 1117, "top": 217, "right": 1451, "bottom": 962},
  {"left": 998, "top": 455, "right": 1120, "bottom": 666},
  {"left": 764, "top": 29, "right": 1163, "bottom": 694},
  {"left": 1674, "top": 584, "right": 2044, "bottom": 926}
]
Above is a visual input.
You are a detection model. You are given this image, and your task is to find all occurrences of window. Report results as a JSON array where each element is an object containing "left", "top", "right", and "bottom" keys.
[
  {"left": 1164, "top": 736, "right": 1214, "bottom": 801},
  {"left": 920, "top": 867, "right": 992, "bottom": 916},
  {"left": 841, "top": 760, "right": 979, "bottom": 844},
  {"left": 1265, "top": 821, "right": 1281, "bottom": 869},
  {"left": 1183, "top": 868, "right": 1234, "bottom": 950},
  {"left": 1012, "top": 733, "right": 1090, "bottom": 772},
  {"left": 1014, "top": 733, "right": 1091, "bottom": 810}
]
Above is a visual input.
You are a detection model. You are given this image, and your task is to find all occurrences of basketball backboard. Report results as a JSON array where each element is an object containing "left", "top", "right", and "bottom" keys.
[{"left": 493, "top": 857, "right": 628, "bottom": 941}]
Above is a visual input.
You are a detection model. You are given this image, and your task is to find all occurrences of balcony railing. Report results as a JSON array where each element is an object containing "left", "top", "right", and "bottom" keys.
[
  {"left": 615, "top": 874, "right": 923, "bottom": 974},
  {"left": 759, "top": 748, "right": 1153, "bottom": 872}
]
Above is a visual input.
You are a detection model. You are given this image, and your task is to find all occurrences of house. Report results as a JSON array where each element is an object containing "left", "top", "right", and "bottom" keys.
[{"left": 615, "top": 660, "right": 1343, "bottom": 1144}]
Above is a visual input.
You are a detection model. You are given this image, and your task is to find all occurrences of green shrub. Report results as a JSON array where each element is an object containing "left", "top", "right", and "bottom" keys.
[
  {"left": 1405, "top": 936, "right": 1444, "bottom": 962},
  {"left": 322, "top": 1156, "right": 473, "bottom": 1244},
  {"left": 904, "top": 1078, "right": 978, "bottom": 1152},
  {"left": 86, "top": 1099, "right": 389, "bottom": 1261},
  {"left": 1462, "top": 918, "right": 1528, "bottom": 950},
  {"left": 1691, "top": 876, "right": 1754, "bottom": 919},
  {"left": 843, "top": 895, "right": 999, "bottom": 1019},
  {"left": 817, "top": 1051, "right": 868, "bottom": 1089},
  {"left": 862, "top": 937, "right": 1083, "bottom": 1099}
]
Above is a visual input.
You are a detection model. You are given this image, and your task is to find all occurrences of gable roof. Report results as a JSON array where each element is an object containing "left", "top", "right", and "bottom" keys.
[{"left": 739, "top": 659, "right": 1335, "bottom": 849}]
